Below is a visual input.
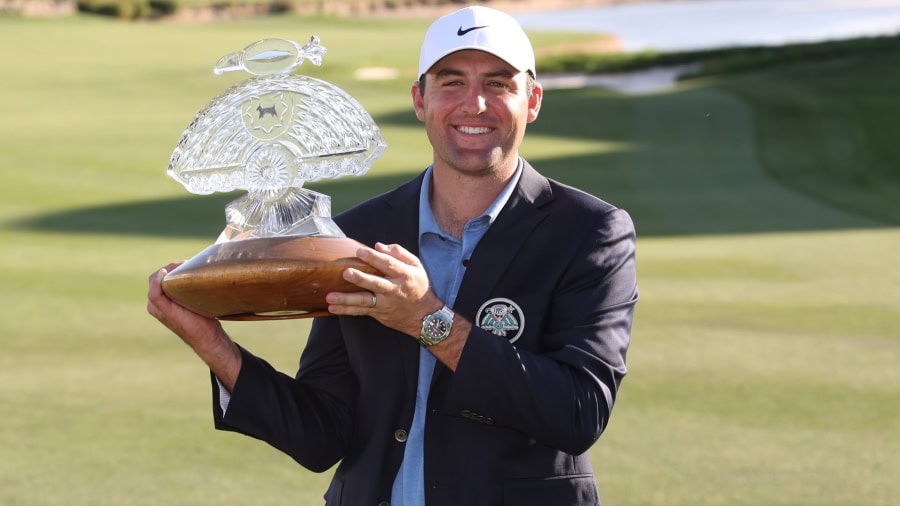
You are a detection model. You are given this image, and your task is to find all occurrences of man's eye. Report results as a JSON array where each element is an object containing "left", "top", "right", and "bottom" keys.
[{"left": 488, "top": 81, "right": 510, "bottom": 89}]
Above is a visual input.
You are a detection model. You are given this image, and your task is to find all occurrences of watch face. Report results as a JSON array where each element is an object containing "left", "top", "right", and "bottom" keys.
[
  {"left": 421, "top": 308, "right": 453, "bottom": 345},
  {"left": 425, "top": 316, "right": 449, "bottom": 339}
]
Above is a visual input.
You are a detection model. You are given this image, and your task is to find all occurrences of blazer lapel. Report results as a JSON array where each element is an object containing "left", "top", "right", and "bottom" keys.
[
  {"left": 374, "top": 165, "right": 552, "bottom": 321},
  {"left": 379, "top": 173, "right": 423, "bottom": 256},
  {"left": 429, "top": 161, "right": 552, "bottom": 389},
  {"left": 346, "top": 171, "right": 425, "bottom": 396},
  {"left": 452, "top": 161, "right": 553, "bottom": 321}
]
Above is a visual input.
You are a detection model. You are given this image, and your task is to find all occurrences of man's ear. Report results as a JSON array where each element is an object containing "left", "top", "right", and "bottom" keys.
[
  {"left": 411, "top": 80, "right": 426, "bottom": 122},
  {"left": 527, "top": 81, "right": 543, "bottom": 124}
]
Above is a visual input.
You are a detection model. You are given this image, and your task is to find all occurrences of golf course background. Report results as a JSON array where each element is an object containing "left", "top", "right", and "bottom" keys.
[{"left": 1, "top": 12, "right": 898, "bottom": 505}]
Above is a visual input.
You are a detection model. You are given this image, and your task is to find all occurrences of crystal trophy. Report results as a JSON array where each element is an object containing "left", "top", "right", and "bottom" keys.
[{"left": 161, "top": 37, "right": 387, "bottom": 320}]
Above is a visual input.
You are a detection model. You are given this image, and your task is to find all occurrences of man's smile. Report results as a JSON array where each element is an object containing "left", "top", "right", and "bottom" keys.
[{"left": 455, "top": 125, "right": 493, "bottom": 135}]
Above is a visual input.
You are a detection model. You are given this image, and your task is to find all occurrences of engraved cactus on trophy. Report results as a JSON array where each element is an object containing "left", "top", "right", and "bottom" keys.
[{"left": 161, "top": 37, "right": 387, "bottom": 320}]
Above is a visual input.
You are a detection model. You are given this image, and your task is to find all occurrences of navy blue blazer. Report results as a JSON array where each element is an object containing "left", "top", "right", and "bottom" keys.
[{"left": 214, "top": 160, "right": 638, "bottom": 506}]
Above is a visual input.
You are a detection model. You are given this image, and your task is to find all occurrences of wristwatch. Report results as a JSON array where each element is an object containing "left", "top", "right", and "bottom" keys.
[{"left": 418, "top": 305, "right": 454, "bottom": 347}]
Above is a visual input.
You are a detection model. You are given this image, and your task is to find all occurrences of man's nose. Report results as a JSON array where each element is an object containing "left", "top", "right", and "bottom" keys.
[{"left": 460, "top": 86, "right": 487, "bottom": 115}]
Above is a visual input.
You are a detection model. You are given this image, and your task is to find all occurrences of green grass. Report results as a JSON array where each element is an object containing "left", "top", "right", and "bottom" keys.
[
  {"left": 1, "top": 14, "right": 898, "bottom": 505},
  {"left": 538, "top": 33, "right": 900, "bottom": 77}
]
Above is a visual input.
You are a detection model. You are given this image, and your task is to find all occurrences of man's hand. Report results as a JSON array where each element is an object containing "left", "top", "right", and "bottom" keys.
[
  {"left": 147, "top": 263, "right": 242, "bottom": 390},
  {"left": 325, "top": 242, "right": 471, "bottom": 371},
  {"left": 325, "top": 242, "right": 442, "bottom": 338}
]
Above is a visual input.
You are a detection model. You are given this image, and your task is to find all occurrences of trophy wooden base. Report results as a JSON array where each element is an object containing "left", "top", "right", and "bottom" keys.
[{"left": 161, "top": 235, "right": 378, "bottom": 320}]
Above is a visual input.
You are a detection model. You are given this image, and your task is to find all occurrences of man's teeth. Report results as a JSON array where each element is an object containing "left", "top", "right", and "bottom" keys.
[{"left": 457, "top": 126, "right": 491, "bottom": 134}]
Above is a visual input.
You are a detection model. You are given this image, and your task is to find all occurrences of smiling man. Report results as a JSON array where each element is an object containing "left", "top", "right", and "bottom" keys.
[{"left": 148, "top": 6, "right": 638, "bottom": 506}]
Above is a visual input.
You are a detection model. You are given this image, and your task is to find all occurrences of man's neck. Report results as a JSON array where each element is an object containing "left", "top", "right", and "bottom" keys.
[{"left": 429, "top": 161, "right": 517, "bottom": 238}]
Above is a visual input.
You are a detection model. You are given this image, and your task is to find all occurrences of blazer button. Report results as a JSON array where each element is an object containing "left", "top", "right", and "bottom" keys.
[
  {"left": 378, "top": 502, "right": 390, "bottom": 506},
  {"left": 394, "top": 429, "right": 408, "bottom": 442}
]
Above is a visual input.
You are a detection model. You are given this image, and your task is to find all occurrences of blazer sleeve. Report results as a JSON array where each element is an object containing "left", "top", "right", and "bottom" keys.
[
  {"left": 212, "top": 315, "right": 355, "bottom": 473},
  {"left": 443, "top": 207, "right": 637, "bottom": 455}
]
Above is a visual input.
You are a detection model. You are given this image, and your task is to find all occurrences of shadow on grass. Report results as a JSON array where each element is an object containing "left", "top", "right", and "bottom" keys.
[
  {"left": 8, "top": 81, "right": 896, "bottom": 239},
  {"left": 7, "top": 153, "right": 887, "bottom": 239},
  {"left": 6, "top": 174, "right": 415, "bottom": 239}
]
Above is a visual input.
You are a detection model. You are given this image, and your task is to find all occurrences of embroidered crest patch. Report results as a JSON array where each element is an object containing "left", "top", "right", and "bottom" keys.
[{"left": 476, "top": 298, "right": 524, "bottom": 343}]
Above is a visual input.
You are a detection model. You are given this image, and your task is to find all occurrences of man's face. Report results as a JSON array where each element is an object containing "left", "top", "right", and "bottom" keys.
[{"left": 412, "top": 49, "right": 542, "bottom": 178}]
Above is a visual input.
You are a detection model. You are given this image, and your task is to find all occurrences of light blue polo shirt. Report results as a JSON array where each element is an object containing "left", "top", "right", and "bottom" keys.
[{"left": 390, "top": 162, "right": 521, "bottom": 506}]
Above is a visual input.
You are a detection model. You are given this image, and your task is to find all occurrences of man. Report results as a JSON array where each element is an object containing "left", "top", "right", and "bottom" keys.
[{"left": 148, "top": 6, "right": 637, "bottom": 505}]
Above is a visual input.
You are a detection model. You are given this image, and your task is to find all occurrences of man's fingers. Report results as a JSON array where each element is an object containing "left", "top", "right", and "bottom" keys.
[
  {"left": 342, "top": 266, "right": 386, "bottom": 293},
  {"left": 374, "top": 242, "right": 421, "bottom": 266}
]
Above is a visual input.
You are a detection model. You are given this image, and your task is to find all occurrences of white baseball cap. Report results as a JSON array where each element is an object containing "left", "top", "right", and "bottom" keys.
[{"left": 417, "top": 6, "right": 536, "bottom": 79}]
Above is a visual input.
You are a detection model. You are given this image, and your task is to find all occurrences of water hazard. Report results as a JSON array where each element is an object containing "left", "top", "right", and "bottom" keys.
[{"left": 515, "top": 0, "right": 900, "bottom": 52}]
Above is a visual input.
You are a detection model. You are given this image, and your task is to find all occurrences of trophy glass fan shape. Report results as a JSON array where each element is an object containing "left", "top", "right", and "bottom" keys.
[{"left": 161, "top": 37, "right": 386, "bottom": 320}]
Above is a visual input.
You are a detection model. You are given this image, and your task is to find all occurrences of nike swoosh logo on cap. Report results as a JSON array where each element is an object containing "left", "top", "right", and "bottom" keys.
[{"left": 457, "top": 25, "right": 487, "bottom": 36}]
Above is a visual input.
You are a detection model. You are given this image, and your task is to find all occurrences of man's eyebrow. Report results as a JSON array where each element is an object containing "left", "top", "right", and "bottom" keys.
[
  {"left": 433, "top": 68, "right": 516, "bottom": 79},
  {"left": 485, "top": 69, "right": 516, "bottom": 79},
  {"left": 434, "top": 68, "right": 465, "bottom": 79}
]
